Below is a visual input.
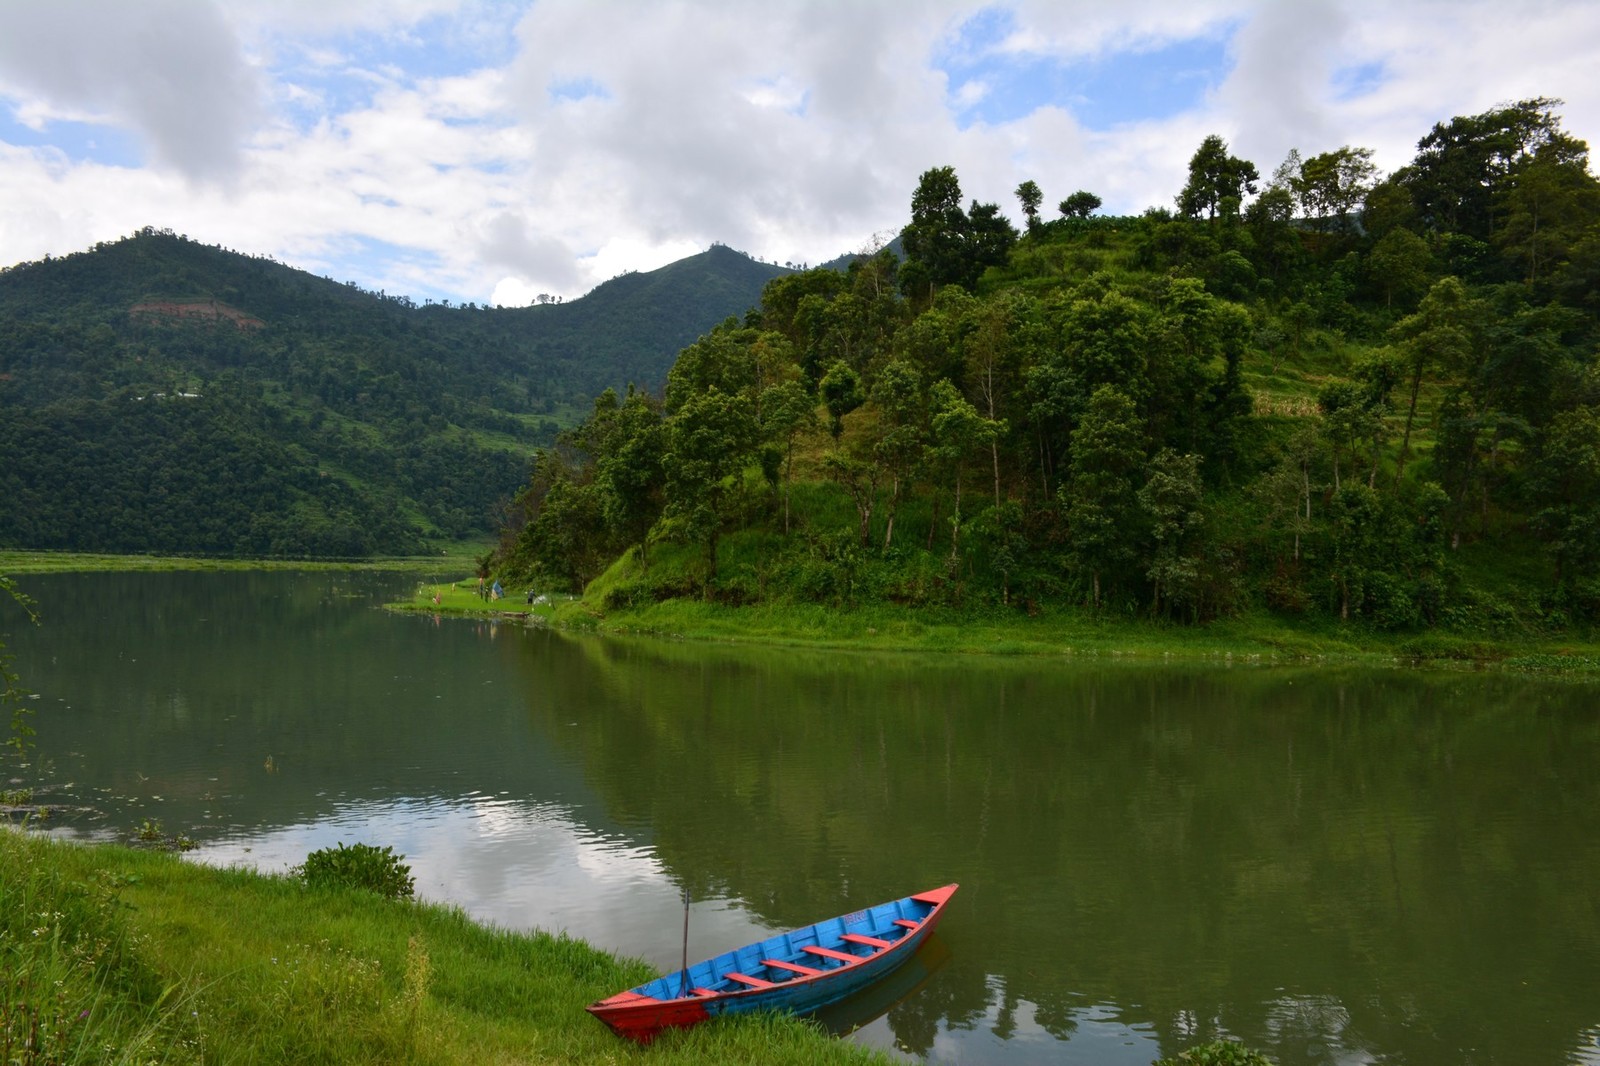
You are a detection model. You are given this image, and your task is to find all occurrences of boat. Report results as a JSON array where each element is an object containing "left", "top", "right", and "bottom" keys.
[{"left": 586, "top": 883, "right": 959, "bottom": 1042}]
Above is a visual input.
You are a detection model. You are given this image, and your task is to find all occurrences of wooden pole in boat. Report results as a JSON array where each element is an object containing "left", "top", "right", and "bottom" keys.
[{"left": 677, "top": 886, "right": 691, "bottom": 997}]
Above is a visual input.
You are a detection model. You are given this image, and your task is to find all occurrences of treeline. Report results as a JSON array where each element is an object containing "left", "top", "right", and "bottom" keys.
[{"left": 498, "top": 98, "right": 1600, "bottom": 628}]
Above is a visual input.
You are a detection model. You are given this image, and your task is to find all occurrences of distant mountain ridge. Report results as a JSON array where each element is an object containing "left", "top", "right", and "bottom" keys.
[{"left": 0, "top": 229, "right": 794, "bottom": 556}]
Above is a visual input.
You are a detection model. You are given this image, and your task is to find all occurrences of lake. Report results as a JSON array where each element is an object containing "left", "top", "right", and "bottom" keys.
[{"left": 6, "top": 570, "right": 1600, "bottom": 1065}]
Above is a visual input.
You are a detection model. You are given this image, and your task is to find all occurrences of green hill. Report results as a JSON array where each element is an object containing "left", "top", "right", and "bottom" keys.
[
  {"left": 495, "top": 98, "right": 1600, "bottom": 636},
  {"left": 0, "top": 230, "right": 789, "bottom": 556}
]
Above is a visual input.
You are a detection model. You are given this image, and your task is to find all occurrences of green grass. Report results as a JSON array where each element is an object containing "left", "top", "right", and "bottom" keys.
[
  {"left": 0, "top": 830, "right": 889, "bottom": 1066},
  {"left": 389, "top": 576, "right": 566, "bottom": 620}
]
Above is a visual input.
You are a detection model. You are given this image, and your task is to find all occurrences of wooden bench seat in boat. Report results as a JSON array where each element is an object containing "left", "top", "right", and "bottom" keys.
[
  {"left": 839, "top": 933, "right": 892, "bottom": 949},
  {"left": 802, "top": 945, "right": 860, "bottom": 964},
  {"left": 763, "top": 959, "right": 823, "bottom": 977},
  {"left": 725, "top": 972, "right": 775, "bottom": 989}
]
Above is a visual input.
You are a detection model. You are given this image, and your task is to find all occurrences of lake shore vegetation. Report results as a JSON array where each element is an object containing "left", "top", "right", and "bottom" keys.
[
  {"left": 1, "top": 829, "right": 891, "bottom": 1066},
  {"left": 490, "top": 100, "right": 1600, "bottom": 657}
]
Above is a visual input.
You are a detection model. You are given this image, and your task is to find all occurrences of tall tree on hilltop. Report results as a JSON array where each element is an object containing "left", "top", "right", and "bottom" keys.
[
  {"left": 1015, "top": 180, "right": 1043, "bottom": 232},
  {"left": 1178, "top": 135, "right": 1260, "bottom": 221},
  {"left": 901, "top": 165, "right": 1019, "bottom": 297},
  {"left": 902, "top": 166, "right": 968, "bottom": 299},
  {"left": 1295, "top": 146, "right": 1378, "bottom": 232},
  {"left": 1060, "top": 191, "right": 1102, "bottom": 219},
  {"left": 1497, "top": 143, "right": 1600, "bottom": 283},
  {"left": 1398, "top": 97, "right": 1587, "bottom": 241}
]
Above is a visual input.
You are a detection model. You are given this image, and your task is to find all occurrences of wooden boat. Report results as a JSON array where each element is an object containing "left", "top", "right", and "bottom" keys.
[{"left": 586, "top": 883, "right": 958, "bottom": 1042}]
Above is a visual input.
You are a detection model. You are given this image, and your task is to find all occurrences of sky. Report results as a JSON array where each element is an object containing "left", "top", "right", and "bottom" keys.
[{"left": 1, "top": 0, "right": 1598, "bottom": 308}]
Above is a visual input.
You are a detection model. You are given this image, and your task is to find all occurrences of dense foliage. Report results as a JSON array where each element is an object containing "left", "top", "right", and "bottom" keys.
[
  {"left": 296, "top": 842, "right": 416, "bottom": 901},
  {"left": 499, "top": 99, "right": 1600, "bottom": 630},
  {"left": 0, "top": 233, "right": 785, "bottom": 556}
]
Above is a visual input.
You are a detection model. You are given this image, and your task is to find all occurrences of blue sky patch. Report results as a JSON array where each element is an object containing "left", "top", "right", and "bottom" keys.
[
  {"left": 936, "top": 8, "right": 1234, "bottom": 131},
  {"left": 549, "top": 77, "right": 610, "bottom": 104},
  {"left": 0, "top": 113, "right": 143, "bottom": 169},
  {"left": 271, "top": 10, "right": 519, "bottom": 129},
  {"left": 1330, "top": 60, "right": 1387, "bottom": 101},
  {"left": 309, "top": 234, "right": 459, "bottom": 306}
]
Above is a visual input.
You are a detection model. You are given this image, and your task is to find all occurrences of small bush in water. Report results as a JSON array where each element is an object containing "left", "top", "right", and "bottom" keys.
[{"left": 296, "top": 842, "right": 415, "bottom": 900}]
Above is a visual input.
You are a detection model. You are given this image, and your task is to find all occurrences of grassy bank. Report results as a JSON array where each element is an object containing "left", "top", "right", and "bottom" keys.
[
  {"left": 450, "top": 589, "right": 1600, "bottom": 672},
  {"left": 541, "top": 597, "right": 1600, "bottom": 673},
  {"left": 382, "top": 560, "right": 1600, "bottom": 674},
  {"left": 1, "top": 829, "right": 886, "bottom": 1065},
  {"left": 389, "top": 576, "right": 569, "bottom": 621}
]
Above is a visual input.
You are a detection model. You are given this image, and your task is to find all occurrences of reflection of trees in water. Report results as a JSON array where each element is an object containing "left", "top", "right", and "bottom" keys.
[
  {"left": 23, "top": 574, "right": 1593, "bottom": 1066},
  {"left": 520, "top": 633, "right": 1600, "bottom": 1066},
  {"left": 11, "top": 572, "right": 594, "bottom": 834}
]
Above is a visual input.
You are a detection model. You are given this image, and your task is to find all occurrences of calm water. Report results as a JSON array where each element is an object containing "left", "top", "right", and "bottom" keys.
[{"left": 6, "top": 571, "right": 1600, "bottom": 1065}]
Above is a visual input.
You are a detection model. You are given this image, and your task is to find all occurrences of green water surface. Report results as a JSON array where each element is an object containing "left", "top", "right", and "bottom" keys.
[{"left": 6, "top": 571, "right": 1598, "bottom": 1065}]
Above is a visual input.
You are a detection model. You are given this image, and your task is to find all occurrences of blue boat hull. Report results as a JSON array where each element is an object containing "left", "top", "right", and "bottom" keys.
[{"left": 587, "top": 883, "right": 958, "bottom": 1042}]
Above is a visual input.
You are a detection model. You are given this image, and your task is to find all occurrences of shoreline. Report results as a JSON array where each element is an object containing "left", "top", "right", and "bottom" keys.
[
  {"left": 391, "top": 575, "right": 1600, "bottom": 676},
  {"left": 7, "top": 551, "right": 1598, "bottom": 675}
]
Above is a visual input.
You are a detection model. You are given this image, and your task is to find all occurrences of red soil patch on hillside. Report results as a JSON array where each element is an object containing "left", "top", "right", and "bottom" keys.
[{"left": 129, "top": 299, "right": 264, "bottom": 330}]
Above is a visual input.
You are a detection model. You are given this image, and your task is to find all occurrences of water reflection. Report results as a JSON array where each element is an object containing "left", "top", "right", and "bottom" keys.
[
  {"left": 8, "top": 571, "right": 1600, "bottom": 1065},
  {"left": 195, "top": 794, "right": 771, "bottom": 969}
]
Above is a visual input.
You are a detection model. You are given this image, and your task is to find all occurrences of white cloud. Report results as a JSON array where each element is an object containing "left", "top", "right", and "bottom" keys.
[
  {"left": 1, "top": 0, "right": 1598, "bottom": 304},
  {"left": 0, "top": 0, "right": 262, "bottom": 181}
]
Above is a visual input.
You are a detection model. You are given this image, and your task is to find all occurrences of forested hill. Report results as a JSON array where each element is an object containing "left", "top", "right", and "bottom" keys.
[
  {"left": 0, "top": 231, "right": 789, "bottom": 557},
  {"left": 499, "top": 98, "right": 1600, "bottom": 634}
]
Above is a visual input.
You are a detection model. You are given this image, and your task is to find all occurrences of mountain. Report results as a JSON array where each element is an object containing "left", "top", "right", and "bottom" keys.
[{"left": 0, "top": 229, "right": 791, "bottom": 557}]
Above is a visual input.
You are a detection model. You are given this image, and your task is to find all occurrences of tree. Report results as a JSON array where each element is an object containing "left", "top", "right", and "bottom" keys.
[
  {"left": 657, "top": 388, "right": 758, "bottom": 580},
  {"left": 927, "top": 380, "right": 1001, "bottom": 562},
  {"left": 1252, "top": 424, "right": 1324, "bottom": 573},
  {"left": 869, "top": 359, "right": 927, "bottom": 550},
  {"left": 1177, "top": 135, "right": 1259, "bottom": 221},
  {"left": 1367, "top": 227, "right": 1432, "bottom": 309},
  {"left": 902, "top": 166, "right": 969, "bottom": 298},
  {"left": 512, "top": 454, "right": 612, "bottom": 592},
  {"left": 901, "top": 166, "right": 1018, "bottom": 296},
  {"left": 596, "top": 390, "right": 667, "bottom": 565},
  {"left": 1295, "top": 146, "right": 1378, "bottom": 232},
  {"left": 1388, "top": 277, "right": 1476, "bottom": 483},
  {"left": 1015, "top": 180, "right": 1043, "bottom": 231},
  {"left": 819, "top": 360, "right": 864, "bottom": 439},
  {"left": 1063, "top": 385, "right": 1146, "bottom": 607},
  {"left": 1139, "top": 449, "right": 1205, "bottom": 618},
  {"left": 665, "top": 324, "right": 757, "bottom": 412},
  {"left": 1059, "top": 191, "right": 1102, "bottom": 219},
  {"left": 963, "top": 292, "right": 1042, "bottom": 508},
  {"left": 761, "top": 379, "right": 817, "bottom": 534},
  {"left": 1497, "top": 145, "right": 1600, "bottom": 283},
  {"left": 1527, "top": 404, "right": 1600, "bottom": 599},
  {"left": 963, "top": 200, "right": 1020, "bottom": 287},
  {"left": 1401, "top": 97, "right": 1586, "bottom": 241},
  {"left": 824, "top": 452, "right": 880, "bottom": 548}
]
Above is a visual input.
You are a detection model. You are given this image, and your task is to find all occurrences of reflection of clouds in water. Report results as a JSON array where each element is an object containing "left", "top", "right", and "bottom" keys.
[
  {"left": 190, "top": 796, "right": 769, "bottom": 973},
  {"left": 1575, "top": 1025, "right": 1600, "bottom": 1065},
  {"left": 925, "top": 994, "right": 1161, "bottom": 1066},
  {"left": 1263, "top": 994, "right": 1371, "bottom": 1065}
]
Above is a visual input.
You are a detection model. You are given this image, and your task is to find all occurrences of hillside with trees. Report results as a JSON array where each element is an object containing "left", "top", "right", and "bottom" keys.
[
  {"left": 496, "top": 98, "right": 1600, "bottom": 635},
  {"left": 0, "top": 233, "right": 788, "bottom": 556}
]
